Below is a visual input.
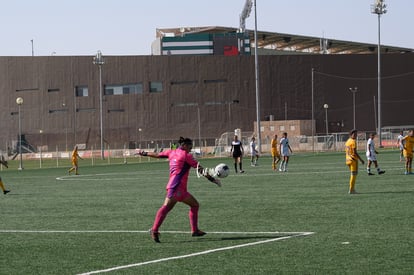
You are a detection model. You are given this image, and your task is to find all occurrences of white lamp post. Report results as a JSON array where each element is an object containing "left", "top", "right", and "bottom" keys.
[
  {"left": 349, "top": 87, "right": 358, "bottom": 129},
  {"left": 371, "top": 0, "right": 387, "bottom": 147},
  {"left": 16, "top": 97, "right": 24, "bottom": 170},
  {"left": 93, "top": 50, "right": 105, "bottom": 159},
  {"left": 323, "top": 104, "right": 329, "bottom": 135}
]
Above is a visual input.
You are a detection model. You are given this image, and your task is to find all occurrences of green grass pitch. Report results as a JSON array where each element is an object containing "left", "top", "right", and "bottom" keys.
[{"left": 0, "top": 150, "right": 413, "bottom": 274}]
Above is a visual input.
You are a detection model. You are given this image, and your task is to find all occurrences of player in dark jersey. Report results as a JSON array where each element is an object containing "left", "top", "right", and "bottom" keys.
[{"left": 230, "top": 135, "right": 244, "bottom": 173}]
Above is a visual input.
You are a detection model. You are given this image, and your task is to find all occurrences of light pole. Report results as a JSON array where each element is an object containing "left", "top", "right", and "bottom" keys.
[
  {"left": 371, "top": 0, "right": 387, "bottom": 147},
  {"left": 226, "top": 99, "right": 239, "bottom": 131},
  {"left": 93, "top": 50, "right": 105, "bottom": 159},
  {"left": 62, "top": 103, "right": 68, "bottom": 151},
  {"left": 323, "top": 104, "right": 329, "bottom": 135},
  {"left": 253, "top": 0, "right": 261, "bottom": 153},
  {"left": 39, "top": 129, "right": 43, "bottom": 168},
  {"left": 16, "top": 97, "right": 24, "bottom": 170},
  {"left": 349, "top": 87, "right": 358, "bottom": 129},
  {"left": 138, "top": 128, "right": 142, "bottom": 148}
]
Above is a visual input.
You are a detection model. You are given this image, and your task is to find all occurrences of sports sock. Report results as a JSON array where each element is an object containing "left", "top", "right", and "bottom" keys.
[
  {"left": 234, "top": 163, "right": 237, "bottom": 173},
  {"left": 189, "top": 205, "right": 199, "bottom": 232},
  {"left": 239, "top": 163, "right": 243, "bottom": 171},
  {"left": 349, "top": 175, "right": 356, "bottom": 192},
  {"left": 0, "top": 180, "right": 5, "bottom": 192},
  {"left": 152, "top": 205, "right": 171, "bottom": 232}
]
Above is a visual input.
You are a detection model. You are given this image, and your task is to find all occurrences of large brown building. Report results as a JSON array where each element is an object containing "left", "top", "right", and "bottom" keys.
[{"left": 0, "top": 29, "right": 413, "bottom": 153}]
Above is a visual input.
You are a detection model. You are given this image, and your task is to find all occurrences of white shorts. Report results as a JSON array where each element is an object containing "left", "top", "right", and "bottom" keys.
[{"left": 366, "top": 151, "right": 377, "bottom": 162}]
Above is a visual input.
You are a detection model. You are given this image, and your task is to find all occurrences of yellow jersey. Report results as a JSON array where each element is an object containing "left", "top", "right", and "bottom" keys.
[
  {"left": 403, "top": 135, "right": 414, "bottom": 155},
  {"left": 345, "top": 138, "right": 357, "bottom": 165},
  {"left": 271, "top": 138, "right": 279, "bottom": 156}
]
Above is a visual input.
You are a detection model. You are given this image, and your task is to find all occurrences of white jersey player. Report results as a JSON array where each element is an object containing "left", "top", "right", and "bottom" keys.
[{"left": 366, "top": 133, "right": 385, "bottom": 175}]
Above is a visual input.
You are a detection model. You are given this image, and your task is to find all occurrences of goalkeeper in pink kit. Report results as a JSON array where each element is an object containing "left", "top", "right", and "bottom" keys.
[{"left": 138, "top": 137, "right": 220, "bottom": 243}]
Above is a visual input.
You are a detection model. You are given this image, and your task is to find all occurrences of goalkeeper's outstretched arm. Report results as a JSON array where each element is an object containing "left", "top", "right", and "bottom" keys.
[{"left": 137, "top": 150, "right": 166, "bottom": 159}]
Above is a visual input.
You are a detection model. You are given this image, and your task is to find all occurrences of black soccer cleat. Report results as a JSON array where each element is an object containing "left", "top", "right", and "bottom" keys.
[
  {"left": 149, "top": 229, "right": 160, "bottom": 243},
  {"left": 192, "top": 230, "right": 207, "bottom": 237},
  {"left": 378, "top": 171, "right": 385, "bottom": 175},
  {"left": 3, "top": 190, "right": 10, "bottom": 195}
]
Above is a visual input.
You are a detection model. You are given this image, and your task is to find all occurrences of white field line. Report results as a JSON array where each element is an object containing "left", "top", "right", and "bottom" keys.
[
  {"left": 74, "top": 231, "right": 314, "bottom": 275},
  {"left": 0, "top": 230, "right": 314, "bottom": 274},
  {"left": 54, "top": 164, "right": 406, "bottom": 181},
  {"left": 0, "top": 230, "right": 312, "bottom": 235}
]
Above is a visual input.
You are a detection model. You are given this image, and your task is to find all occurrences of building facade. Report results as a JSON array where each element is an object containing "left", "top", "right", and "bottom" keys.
[{"left": 0, "top": 53, "right": 413, "bottom": 152}]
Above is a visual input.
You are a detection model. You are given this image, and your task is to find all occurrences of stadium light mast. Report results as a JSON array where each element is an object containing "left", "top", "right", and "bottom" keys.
[
  {"left": 239, "top": 0, "right": 252, "bottom": 33},
  {"left": 239, "top": 0, "right": 261, "bottom": 152},
  {"left": 371, "top": 0, "right": 387, "bottom": 147},
  {"left": 16, "top": 97, "right": 24, "bottom": 170},
  {"left": 93, "top": 50, "right": 105, "bottom": 159},
  {"left": 253, "top": 0, "right": 262, "bottom": 153},
  {"left": 349, "top": 87, "right": 358, "bottom": 129},
  {"left": 323, "top": 104, "right": 329, "bottom": 135}
]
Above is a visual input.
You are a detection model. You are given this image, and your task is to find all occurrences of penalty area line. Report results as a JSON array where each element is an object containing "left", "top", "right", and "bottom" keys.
[{"left": 76, "top": 231, "right": 314, "bottom": 275}]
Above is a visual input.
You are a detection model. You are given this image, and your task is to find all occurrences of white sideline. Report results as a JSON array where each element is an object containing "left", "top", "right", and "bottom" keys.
[
  {"left": 0, "top": 230, "right": 314, "bottom": 274},
  {"left": 75, "top": 231, "right": 314, "bottom": 275}
]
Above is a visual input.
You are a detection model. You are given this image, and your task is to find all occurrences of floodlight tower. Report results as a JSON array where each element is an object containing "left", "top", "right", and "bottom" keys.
[
  {"left": 239, "top": 0, "right": 252, "bottom": 33},
  {"left": 349, "top": 87, "right": 358, "bottom": 129},
  {"left": 93, "top": 50, "right": 105, "bottom": 159},
  {"left": 371, "top": 0, "right": 387, "bottom": 147},
  {"left": 16, "top": 97, "right": 24, "bottom": 170},
  {"left": 239, "top": 0, "right": 261, "bottom": 152}
]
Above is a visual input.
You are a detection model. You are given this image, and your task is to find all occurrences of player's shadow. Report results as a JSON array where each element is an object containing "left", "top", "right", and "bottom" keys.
[
  {"left": 182, "top": 235, "right": 284, "bottom": 243},
  {"left": 220, "top": 235, "right": 283, "bottom": 241},
  {"left": 363, "top": 190, "right": 414, "bottom": 195}
]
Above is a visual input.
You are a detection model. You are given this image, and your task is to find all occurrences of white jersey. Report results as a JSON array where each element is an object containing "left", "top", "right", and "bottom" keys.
[
  {"left": 250, "top": 141, "right": 257, "bottom": 156},
  {"left": 366, "top": 138, "right": 377, "bottom": 161},
  {"left": 280, "top": 137, "right": 290, "bottom": 156},
  {"left": 397, "top": 134, "right": 405, "bottom": 150}
]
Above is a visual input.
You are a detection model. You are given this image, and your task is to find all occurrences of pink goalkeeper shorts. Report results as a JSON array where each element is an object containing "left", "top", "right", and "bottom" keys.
[{"left": 167, "top": 188, "right": 191, "bottom": 202}]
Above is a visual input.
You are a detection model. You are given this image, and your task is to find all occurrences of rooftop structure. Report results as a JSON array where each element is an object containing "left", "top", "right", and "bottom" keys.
[{"left": 155, "top": 26, "right": 413, "bottom": 55}]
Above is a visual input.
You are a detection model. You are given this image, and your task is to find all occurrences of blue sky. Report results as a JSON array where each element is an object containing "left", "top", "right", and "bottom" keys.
[{"left": 0, "top": 0, "right": 411, "bottom": 56}]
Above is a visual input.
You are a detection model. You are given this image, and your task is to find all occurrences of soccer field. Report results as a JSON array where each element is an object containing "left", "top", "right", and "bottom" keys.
[{"left": 1, "top": 150, "right": 413, "bottom": 274}]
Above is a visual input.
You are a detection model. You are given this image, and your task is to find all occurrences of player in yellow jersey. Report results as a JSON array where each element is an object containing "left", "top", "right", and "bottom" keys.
[
  {"left": 68, "top": 145, "right": 83, "bottom": 175},
  {"left": 402, "top": 129, "right": 414, "bottom": 175},
  {"left": 271, "top": 134, "right": 281, "bottom": 170},
  {"left": 345, "top": 129, "right": 365, "bottom": 194},
  {"left": 0, "top": 155, "right": 10, "bottom": 194}
]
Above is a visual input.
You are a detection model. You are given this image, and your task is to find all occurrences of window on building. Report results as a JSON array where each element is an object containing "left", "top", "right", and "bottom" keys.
[
  {"left": 280, "top": 125, "right": 285, "bottom": 131},
  {"left": 290, "top": 125, "right": 296, "bottom": 131},
  {"left": 270, "top": 126, "right": 275, "bottom": 131},
  {"left": 104, "top": 83, "right": 143, "bottom": 95},
  {"left": 75, "top": 86, "right": 88, "bottom": 97},
  {"left": 150, "top": 81, "right": 163, "bottom": 93}
]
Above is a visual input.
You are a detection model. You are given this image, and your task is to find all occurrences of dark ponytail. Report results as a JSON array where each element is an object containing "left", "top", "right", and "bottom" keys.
[{"left": 178, "top": 137, "right": 193, "bottom": 146}]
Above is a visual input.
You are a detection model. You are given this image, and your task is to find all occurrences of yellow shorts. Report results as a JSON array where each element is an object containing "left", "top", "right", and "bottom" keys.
[
  {"left": 403, "top": 150, "right": 413, "bottom": 159},
  {"left": 271, "top": 150, "right": 280, "bottom": 158},
  {"left": 347, "top": 160, "right": 358, "bottom": 173}
]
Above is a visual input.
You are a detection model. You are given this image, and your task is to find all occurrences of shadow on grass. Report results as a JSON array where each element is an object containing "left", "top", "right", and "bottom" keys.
[
  {"left": 175, "top": 234, "right": 286, "bottom": 243},
  {"left": 361, "top": 190, "right": 414, "bottom": 195}
]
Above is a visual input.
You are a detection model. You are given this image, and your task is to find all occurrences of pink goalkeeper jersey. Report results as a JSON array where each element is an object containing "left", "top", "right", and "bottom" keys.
[{"left": 158, "top": 147, "right": 199, "bottom": 192}]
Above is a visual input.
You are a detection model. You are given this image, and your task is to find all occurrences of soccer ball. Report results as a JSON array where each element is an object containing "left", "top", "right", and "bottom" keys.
[{"left": 214, "top": 163, "right": 230, "bottom": 178}]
